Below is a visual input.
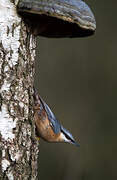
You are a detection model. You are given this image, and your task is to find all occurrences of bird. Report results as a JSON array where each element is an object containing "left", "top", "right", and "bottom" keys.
[{"left": 33, "top": 89, "right": 80, "bottom": 147}]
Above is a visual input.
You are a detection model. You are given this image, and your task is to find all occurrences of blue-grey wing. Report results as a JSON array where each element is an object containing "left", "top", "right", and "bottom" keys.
[{"left": 39, "top": 96, "right": 61, "bottom": 134}]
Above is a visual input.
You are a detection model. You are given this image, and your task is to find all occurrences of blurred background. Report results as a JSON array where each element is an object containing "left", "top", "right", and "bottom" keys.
[{"left": 35, "top": 0, "right": 117, "bottom": 179}]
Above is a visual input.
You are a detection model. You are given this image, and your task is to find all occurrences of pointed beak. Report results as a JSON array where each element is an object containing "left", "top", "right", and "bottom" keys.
[{"left": 71, "top": 140, "right": 80, "bottom": 147}]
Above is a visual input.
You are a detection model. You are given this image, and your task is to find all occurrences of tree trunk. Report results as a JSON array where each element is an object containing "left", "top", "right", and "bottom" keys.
[{"left": 0, "top": 0, "right": 39, "bottom": 179}]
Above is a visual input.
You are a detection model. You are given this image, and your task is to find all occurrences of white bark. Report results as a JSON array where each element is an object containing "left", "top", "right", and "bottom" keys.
[{"left": 0, "top": 0, "right": 39, "bottom": 179}]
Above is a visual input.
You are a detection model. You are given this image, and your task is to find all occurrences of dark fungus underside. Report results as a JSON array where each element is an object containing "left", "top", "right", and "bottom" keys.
[
  {"left": 19, "top": 12, "right": 95, "bottom": 38},
  {"left": 17, "top": 0, "right": 96, "bottom": 38}
]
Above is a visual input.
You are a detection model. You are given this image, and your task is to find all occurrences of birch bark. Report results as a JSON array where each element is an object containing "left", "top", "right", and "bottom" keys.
[{"left": 0, "top": 0, "right": 39, "bottom": 179}]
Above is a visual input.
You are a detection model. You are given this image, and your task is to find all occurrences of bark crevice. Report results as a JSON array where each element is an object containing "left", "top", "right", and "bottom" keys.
[{"left": 0, "top": 1, "right": 39, "bottom": 179}]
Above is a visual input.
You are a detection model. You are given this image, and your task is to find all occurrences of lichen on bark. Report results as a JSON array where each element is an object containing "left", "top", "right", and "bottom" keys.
[{"left": 0, "top": 0, "right": 39, "bottom": 179}]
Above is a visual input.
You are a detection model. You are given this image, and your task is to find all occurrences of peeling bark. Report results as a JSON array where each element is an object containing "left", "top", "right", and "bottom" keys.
[{"left": 0, "top": 0, "right": 39, "bottom": 179}]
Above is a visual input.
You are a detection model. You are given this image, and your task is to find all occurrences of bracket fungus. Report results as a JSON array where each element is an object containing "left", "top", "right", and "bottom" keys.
[{"left": 17, "top": 0, "right": 96, "bottom": 38}]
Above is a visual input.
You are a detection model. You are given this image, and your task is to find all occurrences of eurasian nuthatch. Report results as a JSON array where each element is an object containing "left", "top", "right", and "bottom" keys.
[{"left": 34, "top": 90, "right": 80, "bottom": 147}]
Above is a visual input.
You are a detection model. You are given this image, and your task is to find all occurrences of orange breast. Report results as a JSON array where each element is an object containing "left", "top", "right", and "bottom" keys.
[{"left": 34, "top": 105, "right": 61, "bottom": 142}]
